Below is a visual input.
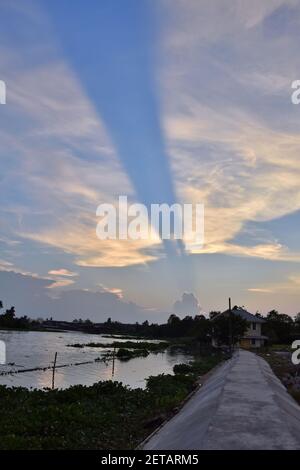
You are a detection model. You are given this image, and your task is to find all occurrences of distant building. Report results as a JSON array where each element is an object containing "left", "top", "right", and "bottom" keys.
[{"left": 212, "top": 306, "right": 267, "bottom": 349}]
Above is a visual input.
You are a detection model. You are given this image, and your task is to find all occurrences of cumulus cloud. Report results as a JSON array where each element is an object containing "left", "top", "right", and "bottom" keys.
[{"left": 173, "top": 293, "right": 200, "bottom": 316}]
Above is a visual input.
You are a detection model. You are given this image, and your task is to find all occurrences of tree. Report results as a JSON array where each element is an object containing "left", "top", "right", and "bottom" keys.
[
  {"left": 212, "top": 312, "right": 248, "bottom": 347},
  {"left": 0, "top": 306, "right": 16, "bottom": 328},
  {"left": 264, "top": 310, "right": 294, "bottom": 344},
  {"left": 209, "top": 311, "right": 221, "bottom": 319},
  {"left": 167, "top": 314, "right": 180, "bottom": 325},
  {"left": 5, "top": 306, "right": 15, "bottom": 318},
  {"left": 193, "top": 316, "right": 212, "bottom": 351}
]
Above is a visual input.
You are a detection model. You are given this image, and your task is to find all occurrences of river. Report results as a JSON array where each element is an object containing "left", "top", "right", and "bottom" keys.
[{"left": 0, "top": 330, "right": 192, "bottom": 390}]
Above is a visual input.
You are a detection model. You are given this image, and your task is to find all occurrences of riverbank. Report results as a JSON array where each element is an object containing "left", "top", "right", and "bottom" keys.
[
  {"left": 0, "top": 355, "right": 223, "bottom": 449},
  {"left": 258, "top": 347, "right": 300, "bottom": 405}
]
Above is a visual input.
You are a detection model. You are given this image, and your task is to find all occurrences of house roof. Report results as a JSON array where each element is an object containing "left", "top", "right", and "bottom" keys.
[{"left": 213, "top": 306, "right": 265, "bottom": 323}]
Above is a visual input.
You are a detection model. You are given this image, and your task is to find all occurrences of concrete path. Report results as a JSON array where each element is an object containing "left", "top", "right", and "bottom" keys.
[{"left": 143, "top": 350, "right": 300, "bottom": 450}]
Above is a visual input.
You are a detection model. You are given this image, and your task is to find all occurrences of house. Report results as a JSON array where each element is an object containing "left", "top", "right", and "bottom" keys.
[{"left": 212, "top": 306, "right": 267, "bottom": 349}]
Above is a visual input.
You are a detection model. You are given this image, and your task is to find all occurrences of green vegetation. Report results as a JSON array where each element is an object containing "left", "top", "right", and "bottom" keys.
[
  {"left": 116, "top": 348, "right": 149, "bottom": 360},
  {"left": 102, "top": 334, "right": 148, "bottom": 340},
  {"left": 262, "top": 310, "right": 300, "bottom": 344},
  {"left": 0, "top": 303, "right": 38, "bottom": 330},
  {"left": 2, "top": 298, "right": 300, "bottom": 349},
  {"left": 67, "top": 341, "right": 169, "bottom": 362},
  {"left": 258, "top": 348, "right": 300, "bottom": 406},
  {"left": 68, "top": 340, "right": 169, "bottom": 353},
  {"left": 173, "top": 355, "right": 225, "bottom": 376},
  {"left": 0, "top": 354, "right": 223, "bottom": 450},
  {"left": 211, "top": 312, "right": 248, "bottom": 347}
]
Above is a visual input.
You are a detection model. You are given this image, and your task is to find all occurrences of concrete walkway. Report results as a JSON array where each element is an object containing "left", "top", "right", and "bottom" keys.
[{"left": 143, "top": 350, "right": 300, "bottom": 450}]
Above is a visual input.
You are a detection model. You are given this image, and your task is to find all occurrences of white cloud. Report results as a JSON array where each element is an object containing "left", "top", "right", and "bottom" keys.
[
  {"left": 159, "top": 0, "right": 300, "bottom": 261},
  {"left": 98, "top": 283, "right": 124, "bottom": 299},
  {"left": 48, "top": 269, "right": 78, "bottom": 277},
  {"left": 0, "top": 3, "right": 162, "bottom": 269},
  {"left": 46, "top": 279, "right": 75, "bottom": 289},
  {"left": 247, "top": 272, "right": 300, "bottom": 295},
  {"left": 173, "top": 292, "right": 200, "bottom": 316}
]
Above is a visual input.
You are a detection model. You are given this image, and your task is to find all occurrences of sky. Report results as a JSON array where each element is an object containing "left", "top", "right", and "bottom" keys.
[{"left": 0, "top": 0, "right": 300, "bottom": 321}]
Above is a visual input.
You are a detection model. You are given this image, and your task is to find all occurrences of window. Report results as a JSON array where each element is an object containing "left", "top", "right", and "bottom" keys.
[
  {"left": 251, "top": 339, "right": 256, "bottom": 346},
  {"left": 252, "top": 322, "right": 256, "bottom": 330}
]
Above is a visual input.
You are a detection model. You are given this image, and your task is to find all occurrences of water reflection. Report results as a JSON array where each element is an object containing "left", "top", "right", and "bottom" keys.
[{"left": 0, "top": 330, "right": 192, "bottom": 390}]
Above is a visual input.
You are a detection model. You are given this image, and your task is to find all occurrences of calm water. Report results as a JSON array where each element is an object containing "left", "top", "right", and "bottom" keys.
[{"left": 0, "top": 330, "right": 192, "bottom": 390}]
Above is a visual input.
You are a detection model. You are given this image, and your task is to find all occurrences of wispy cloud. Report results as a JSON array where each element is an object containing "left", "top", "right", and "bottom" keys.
[
  {"left": 98, "top": 283, "right": 124, "bottom": 299},
  {"left": 48, "top": 269, "right": 78, "bottom": 277},
  {"left": 247, "top": 272, "right": 300, "bottom": 295},
  {"left": 159, "top": 0, "right": 300, "bottom": 261},
  {"left": 248, "top": 288, "right": 274, "bottom": 294},
  {"left": 0, "top": 1, "right": 162, "bottom": 269},
  {"left": 46, "top": 278, "right": 75, "bottom": 289}
]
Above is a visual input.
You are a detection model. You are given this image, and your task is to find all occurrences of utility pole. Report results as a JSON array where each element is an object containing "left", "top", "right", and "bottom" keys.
[{"left": 229, "top": 298, "right": 232, "bottom": 356}]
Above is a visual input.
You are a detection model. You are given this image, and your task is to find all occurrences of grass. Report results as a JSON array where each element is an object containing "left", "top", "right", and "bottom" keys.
[
  {"left": 258, "top": 346, "right": 300, "bottom": 405},
  {"left": 173, "top": 355, "right": 224, "bottom": 376},
  {"left": 0, "top": 354, "right": 223, "bottom": 450},
  {"left": 267, "top": 344, "right": 292, "bottom": 352}
]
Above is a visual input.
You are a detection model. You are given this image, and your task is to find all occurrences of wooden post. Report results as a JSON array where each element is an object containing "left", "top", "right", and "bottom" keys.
[
  {"left": 112, "top": 346, "right": 116, "bottom": 378},
  {"left": 52, "top": 352, "right": 57, "bottom": 389}
]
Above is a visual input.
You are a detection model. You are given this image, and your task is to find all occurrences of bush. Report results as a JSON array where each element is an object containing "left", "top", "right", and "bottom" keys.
[
  {"left": 173, "top": 355, "right": 223, "bottom": 376},
  {"left": 116, "top": 348, "right": 149, "bottom": 360},
  {"left": 173, "top": 363, "right": 193, "bottom": 374}
]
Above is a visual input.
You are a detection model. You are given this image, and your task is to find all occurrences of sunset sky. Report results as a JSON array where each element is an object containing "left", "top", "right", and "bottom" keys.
[{"left": 1, "top": 0, "right": 300, "bottom": 321}]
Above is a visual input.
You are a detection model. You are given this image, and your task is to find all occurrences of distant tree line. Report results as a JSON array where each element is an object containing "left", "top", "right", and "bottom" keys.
[
  {"left": 0, "top": 301, "right": 38, "bottom": 329},
  {"left": 261, "top": 310, "right": 300, "bottom": 344},
  {"left": 99, "top": 309, "right": 300, "bottom": 346},
  {"left": 0, "top": 299, "right": 300, "bottom": 345}
]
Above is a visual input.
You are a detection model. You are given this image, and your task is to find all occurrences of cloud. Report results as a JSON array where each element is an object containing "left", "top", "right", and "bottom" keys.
[
  {"left": 46, "top": 279, "right": 75, "bottom": 289},
  {"left": 289, "top": 274, "right": 300, "bottom": 285},
  {"left": 0, "top": 270, "right": 169, "bottom": 323},
  {"left": 0, "top": 261, "right": 77, "bottom": 290},
  {"left": 98, "top": 284, "right": 124, "bottom": 299},
  {"left": 247, "top": 272, "right": 300, "bottom": 295},
  {"left": 248, "top": 288, "right": 274, "bottom": 293},
  {"left": 48, "top": 269, "right": 78, "bottom": 277},
  {"left": 0, "top": 2, "right": 162, "bottom": 269},
  {"left": 22, "top": 218, "right": 161, "bottom": 268},
  {"left": 173, "top": 292, "right": 200, "bottom": 316},
  {"left": 158, "top": 0, "right": 300, "bottom": 262},
  {"left": 0, "top": 259, "right": 14, "bottom": 270},
  {"left": 0, "top": 260, "right": 41, "bottom": 278}
]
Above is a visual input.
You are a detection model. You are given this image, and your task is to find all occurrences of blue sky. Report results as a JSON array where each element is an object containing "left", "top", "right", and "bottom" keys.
[{"left": 1, "top": 0, "right": 300, "bottom": 320}]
